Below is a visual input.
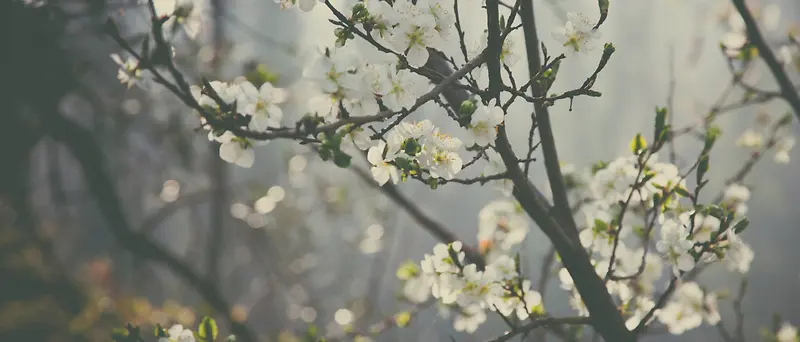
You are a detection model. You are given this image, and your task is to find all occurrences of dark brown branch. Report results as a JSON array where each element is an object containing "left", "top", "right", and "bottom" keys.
[
  {"left": 731, "top": 0, "right": 800, "bottom": 121},
  {"left": 518, "top": 0, "right": 580, "bottom": 243}
]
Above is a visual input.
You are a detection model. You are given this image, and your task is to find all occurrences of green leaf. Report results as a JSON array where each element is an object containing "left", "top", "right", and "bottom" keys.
[
  {"left": 198, "top": 317, "right": 219, "bottom": 341},
  {"left": 591, "top": 160, "right": 608, "bottom": 175},
  {"left": 428, "top": 177, "right": 439, "bottom": 190},
  {"left": 732, "top": 218, "right": 749, "bottom": 234},
  {"left": 703, "top": 126, "right": 721, "bottom": 153},
  {"left": 629, "top": 133, "right": 647, "bottom": 155},
  {"left": 593, "top": 219, "right": 608, "bottom": 233},
  {"left": 595, "top": 0, "right": 610, "bottom": 29},
  {"left": 396, "top": 260, "right": 419, "bottom": 280},
  {"left": 674, "top": 186, "right": 691, "bottom": 198},
  {"left": 227, "top": 335, "right": 238, "bottom": 342},
  {"left": 696, "top": 154, "right": 709, "bottom": 185},
  {"left": 394, "top": 311, "right": 412, "bottom": 328},
  {"left": 403, "top": 138, "right": 422, "bottom": 156},
  {"left": 333, "top": 151, "right": 352, "bottom": 168},
  {"left": 653, "top": 107, "right": 667, "bottom": 150}
]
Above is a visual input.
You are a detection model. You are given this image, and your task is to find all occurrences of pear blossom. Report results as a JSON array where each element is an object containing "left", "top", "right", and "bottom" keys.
[
  {"left": 382, "top": 69, "right": 427, "bottom": 111},
  {"left": 625, "top": 297, "right": 657, "bottom": 330},
  {"left": 453, "top": 305, "right": 487, "bottom": 333},
  {"left": 468, "top": 104, "right": 504, "bottom": 147},
  {"left": 656, "top": 219, "right": 696, "bottom": 276},
  {"left": 402, "top": 275, "right": 432, "bottom": 303},
  {"left": 657, "top": 282, "right": 720, "bottom": 335},
  {"left": 367, "top": 141, "right": 400, "bottom": 185},
  {"left": 679, "top": 211, "right": 721, "bottom": 244},
  {"left": 340, "top": 73, "right": 381, "bottom": 117},
  {"left": 736, "top": 129, "right": 763, "bottom": 148},
  {"left": 723, "top": 183, "right": 750, "bottom": 216},
  {"left": 153, "top": 0, "right": 207, "bottom": 39},
  {"left": 274, "top": 0, "right": 317, "bottom": 12},
  {"left": 236, "top": 80, "right": 287, "bottom": 131},
  {"left": 340, "top": 125, "right": 373, "bottom": 151},
  {"left": 774, "top": 136, "right": 794, "bottom": 164},
  {"left": 387, "top": 1, "right": 444, "bottom": 67},
  {"left": 478, "top": 200, "right": 528, "bottom": 252},
  {"left": 110, "top": 53, "right": 149, "bottom": 89},
  {"left": 722, "top": 229, "right": 754, "bottom": 274},
  {"left": 419, "top": 149, "right": 462, "bottom": 180},
  {"left": 159, "top": 324, "right": 196, "bottom": 342},
  {"left": 778, "top": 44, "right": 800, "bottom": 72},
  {"left": 777, "top": 322, "right": 799, "bottom": 342},
  {"left": 551, "top": 12, "right": 601, "bottom": 56},
  {"left": 219, "top": 138, "right": 255, "bottom": 168}
]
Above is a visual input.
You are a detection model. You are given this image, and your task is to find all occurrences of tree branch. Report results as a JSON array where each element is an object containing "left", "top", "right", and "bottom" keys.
[
  {"left": 519, "top": 0, "right": 580, "bottom": 243},
  {"left": 730, "top": 0, "right": 800, "bottom": 121}
]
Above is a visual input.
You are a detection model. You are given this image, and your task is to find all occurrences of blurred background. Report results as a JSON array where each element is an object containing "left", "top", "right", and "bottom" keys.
[{"left": 3, "top": 0, "right": 799, "bottom": 341}]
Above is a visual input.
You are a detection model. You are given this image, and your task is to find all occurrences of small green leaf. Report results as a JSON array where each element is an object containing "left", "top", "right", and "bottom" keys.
[
  {"left": 403, "top": 138, "right": 422, "bottom": 156},
  {"left": 732, "top": 218, "right": 749, "bottom": 234},
  {"left": 333, "top": 151, "right": 352, "bottom": 168},
  {"left": 652, "top": 107, "right": 668, "bottom": 151},
  {"left": 696, "top": 154, "right": 710, "bottom": 185},
  {"left": 396, "top": 260, "right": 419, "bottom": 280},
  {"left": 629, "top": 133, "right": 647, "bottom": 155},
  {"left": 593, "top": 219, "right": 608, "bottom": 233},
  {"left": 198, "top": 317, "right": 219, "bottom": 341},
  {"left": 394, "top": 311, "right": 412, "bottom": 328},
  {"left": 674, "top": 186, "right": 691, "bottom": 198},
  {"left": 428, "top": 177, "right": 439, "bottom": 190},
  {"left": 591, "top": 160, "right": 608, "bottom": 175},
  {"left": 703, "top": 126, "right": 721, "bottom": 153},
  {"left": 595, "top": 0, "right": 610, "bottom": 29}
]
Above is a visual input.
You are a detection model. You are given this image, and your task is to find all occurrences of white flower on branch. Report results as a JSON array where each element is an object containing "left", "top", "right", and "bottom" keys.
[
  {"left": 468, "top": 104, "right": 504, "bottom": 147},
  {"left": 110, "top": 53, "right": 150, "bottom": 89},
  {"left": 777, "top": 322, "right": 799, "bottom": 342},
  {"left": 367, "top": 141, "right": 400, "bottom": 185},
  {"left": 158, "top": 324, "right": 196, "bottom": 342},
  {"left": 551, "top": 12, "right": 601, "bottom": 56},
  {"left": 477, "top": 200, "right": 528, "bottom": 254},
  {"left": 656, "top": 219, "right": 696, "bottom": 276},
  {"left": 236, "top": 80, "right": 287, "bottom": 131}
]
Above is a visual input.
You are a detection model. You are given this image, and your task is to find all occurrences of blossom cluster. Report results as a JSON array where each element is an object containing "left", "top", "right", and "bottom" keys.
[
  {"left": 549, "top": 150, "right": 756, "bottom": 334},
  {"left": 190, "top": 79, "right": 288, "bottom": 167},
  {"left": 398, "top": 242, "right": 542, "bottom": 333}
]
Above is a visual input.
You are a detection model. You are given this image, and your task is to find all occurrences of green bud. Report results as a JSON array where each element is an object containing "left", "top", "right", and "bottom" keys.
[{"left": 459, "top": 100, "right": 477, "bottom": 117}]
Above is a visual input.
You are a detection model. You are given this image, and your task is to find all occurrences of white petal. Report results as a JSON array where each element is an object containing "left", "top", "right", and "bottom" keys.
[
  {"left": 405, "top": 45, "right": 429, "bottom": 68},
  {"left": 236, "top": 147, "right": 255, "bottom": 168}
]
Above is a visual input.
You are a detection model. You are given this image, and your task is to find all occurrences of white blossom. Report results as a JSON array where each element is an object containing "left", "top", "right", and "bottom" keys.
[
  {"left": 468, "top": 104, "right": 504, "bottom": 147},
  {"left": 367, "top": 141, "right": 400, "bottom": 185},
  {"left": 777, "top": 322, "right": 799, "bottom": 342},
  {"left": 551, "top": 12, "right": 601, "bottom": 56},
  {"left": 159, "top": 324, "right": 196, "bottom": 342}
]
